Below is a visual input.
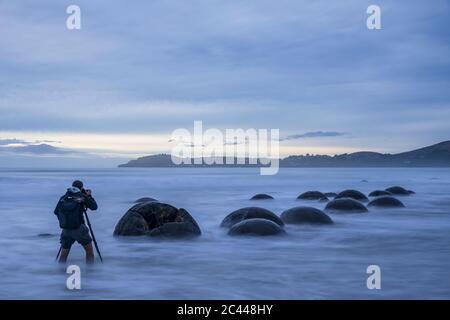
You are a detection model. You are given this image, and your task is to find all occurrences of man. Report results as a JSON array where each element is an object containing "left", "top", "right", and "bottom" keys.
[{"left": 54, "top": 180, "right": 98, "bottom": 264}]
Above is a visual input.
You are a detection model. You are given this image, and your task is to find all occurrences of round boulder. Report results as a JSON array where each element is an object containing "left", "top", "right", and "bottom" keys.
[
  {"left": 281, "top": 207, "right": 333, "bottom": 225},
  {"left": 297, "top": 191, "right": 327, "bottom": 200},
  {"left": 385, "top": 186, "right": 411, "bottom": 195},
  {"left": 134, "top": 197, "right": 157, "bottom": 203},
  {"left": 221, "top": 207, "right": 284, "bottom": 228},
  {"left": 228, "top": 218, "right": 286, "bottom": 236},
  {"left": 37, "top": 233, "right": 56, "bottom": 238},
  {"left": 250, "top": 194, "right": 274, "bottom": 200},
  {"left": 325, "top": 198, "right": 368, "bottom": 213},
  {"left": 114, "top": 202, "right": 201, "bottom": 238},
  {"left": 368, "top": 196, "right": 405, "bottom": 208},
  {"left": 368, "top": 190, "right": 392, "bottom": 197},
  {"left": 335, "top": 189, "right": 369, "bottom": 202}
]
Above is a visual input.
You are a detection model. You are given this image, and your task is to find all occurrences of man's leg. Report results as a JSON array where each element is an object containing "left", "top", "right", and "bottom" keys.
[
  {"left": 59, "top": 230, "right": 73, "bottom": 264},
  {"left": 83, "top": 242, "right": 95, "bottom": 264},
  {"left": 59, "top": 248, "right": 70, "bottom": 264}
]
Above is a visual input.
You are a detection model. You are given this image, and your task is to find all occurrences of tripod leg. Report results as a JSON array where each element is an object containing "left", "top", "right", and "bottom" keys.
[{"left": 55, "top": 246, "right": 62, "bottom": 261}]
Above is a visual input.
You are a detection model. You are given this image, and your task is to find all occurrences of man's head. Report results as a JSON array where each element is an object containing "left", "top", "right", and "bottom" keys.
[{"left": 72, "top": 180, "right": 84, "bottom": 190}]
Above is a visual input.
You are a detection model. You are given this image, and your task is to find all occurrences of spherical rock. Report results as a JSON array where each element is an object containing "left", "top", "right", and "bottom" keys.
[
  {"left": 114, "top": 202, "right": 201, "bottom": 238},
  {"left": 368, "top": 196, "right": 405, "bottom": 208},
  {"left": 134, "top": 197, "right": 157, "bottom": 203},
  {"left": 385, "top": 186, "right": 411, "bottom": 195},
  {"left": 221, "top": 207, "right": 284, "bottom": 228},
  {"left": 325, "top": 198, "right": 368, "bottom": 213},
  {"left": 250, "top": 194, "right": 274, "bottom": 200},
  {"left": 335, "top": 189, "right": 369, "bottom": 202},
  {"left": 228, "top": 218, "right": 286, "bottom": 236},
  {"left": 38, "top": 233, "right": 56, "bottom": 238},
  {"left": 297, "top": 191, "right": 327, "bottom": 200},
  {"left": 369, "top": 190, "right": 392, "bottom": 197},
  {"left": 281, "top": 206, "right": 333, "bottom": 225}
]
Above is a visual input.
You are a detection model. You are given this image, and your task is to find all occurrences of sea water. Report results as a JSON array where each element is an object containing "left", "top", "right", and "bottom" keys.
[{"left": 0, "top": 167, "right": 449, "bottom": 299}]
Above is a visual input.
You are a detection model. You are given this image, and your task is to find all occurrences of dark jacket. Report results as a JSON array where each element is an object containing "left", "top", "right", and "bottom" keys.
[{"left": 54, "top": 187, "right": 98, "bottom": 227}]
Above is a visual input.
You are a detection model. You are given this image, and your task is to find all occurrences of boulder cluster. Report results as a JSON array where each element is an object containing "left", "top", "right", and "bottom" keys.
[{"left": 113, "top": 185, "right": 413, "bottom": 239}]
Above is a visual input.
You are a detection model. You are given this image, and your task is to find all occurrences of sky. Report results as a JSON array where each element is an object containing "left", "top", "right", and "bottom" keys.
[{"left": 0, "top": 0, "right": 449, "bottom": 167}]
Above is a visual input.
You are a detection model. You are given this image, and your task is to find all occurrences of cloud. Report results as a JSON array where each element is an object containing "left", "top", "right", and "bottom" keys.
[
  {"left": 35, "top": 139, "right": 61, "bottom": 144},
  {"left": 0, "top": 138, "right": 28, "bottom": 145},
  {"left": 0, "top": 143, "right": 80, "bottom": 155},
  {"left": 0, "top": 0, "right": 449, "bottom": 159},
  {"left": 0, "top": 138, "right": 61, "bottom": 146},
  {"left": 281, "top": 131, "right": 345, "bottom": 141}
]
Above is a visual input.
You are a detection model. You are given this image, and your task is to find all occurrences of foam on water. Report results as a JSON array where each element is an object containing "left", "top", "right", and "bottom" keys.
[{"left": 0, "top": 168, "right": 449, "bottom": 299}]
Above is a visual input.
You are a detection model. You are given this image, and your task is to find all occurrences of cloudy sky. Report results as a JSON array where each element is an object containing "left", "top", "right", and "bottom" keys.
[{"left": 0, "top": 0, "right": 449, "bottom": 167}]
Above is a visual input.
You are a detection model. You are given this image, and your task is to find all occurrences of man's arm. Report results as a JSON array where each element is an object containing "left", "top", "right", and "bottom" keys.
[
  {"left": 83, "top": 192, "right": 98, "bottom": 211},
  {"left": 54, "top": 197, "right": 63, "bottom": 216}
]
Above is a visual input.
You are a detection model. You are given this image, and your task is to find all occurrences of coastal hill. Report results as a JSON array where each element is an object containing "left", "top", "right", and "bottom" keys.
[{"left": 119, "top": 140, "right": 450, "bottom": 168}]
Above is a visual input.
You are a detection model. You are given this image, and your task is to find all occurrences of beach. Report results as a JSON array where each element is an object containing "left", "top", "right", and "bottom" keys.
[{"left": 0, "top": 167, "right": 449, "bottom": 299}]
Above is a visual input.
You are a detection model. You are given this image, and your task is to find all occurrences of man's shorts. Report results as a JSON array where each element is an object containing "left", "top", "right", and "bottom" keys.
[{"left": 60, "top": 224, "right": 92, "bottom": 249}]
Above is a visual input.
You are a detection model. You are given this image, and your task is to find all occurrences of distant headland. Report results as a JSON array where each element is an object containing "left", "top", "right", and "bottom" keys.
[{"left": 119, "top": 140, "right": 450, "bottom": 168}]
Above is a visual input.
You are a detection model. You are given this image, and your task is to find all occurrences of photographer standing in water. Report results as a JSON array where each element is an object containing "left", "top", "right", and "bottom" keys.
[{"left": 54, "top": 180, "right": 98, "bottom": 264}]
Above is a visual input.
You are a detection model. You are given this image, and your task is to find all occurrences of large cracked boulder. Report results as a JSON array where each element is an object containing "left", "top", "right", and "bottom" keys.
[
  {"left": 250, "top": 194, "right": 274, "bottom": 200},
  {"left": 221, "top": 207, "right": 284, "bottom": 228},
  {"left": 325, "top": 198, "right": 368, "bottom": 213},
  {"left": 335, "top": 189, "right": 369, "bottom": 202},
  {"left": 228, "top": 218, "right": 286, "bottom": 236},
  {"left": 114, "top": 202, "right": 201, "bottom": 238},
  {"left": 368, "top": 196, "right": 405, "bottom": 208},
  {"left": 281, "top": 207, "right": 333, "bottom": 225},
  {"left": 385, "top": 186, "right": 412, "bottom": 196}
]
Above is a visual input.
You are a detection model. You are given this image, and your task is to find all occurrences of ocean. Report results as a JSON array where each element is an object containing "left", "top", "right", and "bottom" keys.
[{"left": 0, "top": 167, "right": 449, "bottom": 299}]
